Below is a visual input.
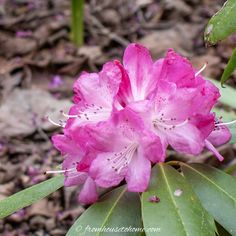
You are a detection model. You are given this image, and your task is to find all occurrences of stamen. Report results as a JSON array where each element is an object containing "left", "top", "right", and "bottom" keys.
[
  {"left": 110, "top": 143, "right": 138, "bottom": 174},
  {"left": 215, "top": 120, "right": 236, "bottom": 127},
  {"left": 61, "top": 106, "right": 111, "bottom": 123},
  {"left": 195, "top": 63, "right": 207, "bottom": 77},
  {"left": 153, "top": 118, "right": 188, "bottom": 130},
  {"left": 45, "top": 167, "right": 75, "bottom": 174},
  {"left": 61, "top": 111, "right": 78, "bottom": 118},
  {"left": 47, "top": 116, "right": 65, "bottom": 127}
]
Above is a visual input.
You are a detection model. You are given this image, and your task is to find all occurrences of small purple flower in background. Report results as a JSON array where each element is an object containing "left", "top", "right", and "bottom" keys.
[
  {"left": 15, "top": 31, "right": 32, "bottom": 38},
  {"left": 27, "top": 166, "right": 41, "bottom": 184},
  {"left": 47, "top": 43, "right": 232, "bottom": 204},
  {"left": 49, "top": 75, "right": 64, "bottom": 89},
  {"left": 0, "top": 142, "right": 4, "bottom": 151}
]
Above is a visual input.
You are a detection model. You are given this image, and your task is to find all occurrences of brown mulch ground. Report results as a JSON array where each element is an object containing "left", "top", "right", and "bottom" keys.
[{"left": 0, "top": 0, "right": 236, "bottom": 235}]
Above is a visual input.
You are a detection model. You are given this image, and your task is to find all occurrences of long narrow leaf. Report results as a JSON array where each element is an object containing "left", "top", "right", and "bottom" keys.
[
  {"left": 0, "top": 175, "right": 64, "bottom": 219},
  {"left": 221, "top": 48, "right": 236, "bottom": 85}
]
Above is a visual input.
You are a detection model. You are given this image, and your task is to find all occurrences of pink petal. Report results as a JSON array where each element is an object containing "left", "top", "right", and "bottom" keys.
[
  {"left": 125, "top": 149, "right": 151, "bottom": 192},
  {"left": 64, "top": 172, "right": 87, "bottom": 187},
  {"left": 90, "top": 152, "right": 125, "bottom": 188},
  {"left": 207, "top": 125, "right": 231, "bottom": 146},
  {"left": 73, "top": 62, "right": 121, "bottom": 105},
  {"left": 190, "top": 80, "right": 220, "bottom": 114},
  {"left": 78, "top": 177, "right": 98, "bottom": 204},
  {"left": 52, "top": 134, "right": 82, "bottom": 170},
  {"left": 115, "top": 60, "right": 133, "bottom": 106},
  {"left": 158, "top": 49, "right": 220, "bottom": 114},
  {"left": 141, "top": 131, "right": 167, "bottom": 163},
  {"left": 52, "top": 134, "right": 80, "bottom": 156},
  {"left": 159, "top": 49, "right": 196, "bottom": 88},
  {"left": 191, "top": 113, "right": 215, "bottom": 139},
  {"left": 123, "top": 43, "right": 154, "bottom": 100},
  {"left": 167, "top": 123, "right": 205, "bottom": 155},
  {"left": 70, "top": 62, "right": 122, "bottom": 126},
  {"left": 156, "top": 85, "right": 218, "bottom": 122},
  {"left": 205, "top": 140, "right": 224, "bottom": 161}
]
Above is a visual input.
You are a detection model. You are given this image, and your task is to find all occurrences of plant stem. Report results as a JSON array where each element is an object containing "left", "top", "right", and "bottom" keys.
[{"left": 71, "top": 0, "right": 84, "bottom": 46}]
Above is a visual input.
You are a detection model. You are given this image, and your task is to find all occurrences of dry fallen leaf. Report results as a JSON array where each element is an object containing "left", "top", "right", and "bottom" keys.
[{"left": 0, "top": 89, "right": 72, "bottom": 138}]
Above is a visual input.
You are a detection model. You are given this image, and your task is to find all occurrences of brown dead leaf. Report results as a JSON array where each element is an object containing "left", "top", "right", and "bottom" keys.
[
  {"left": 78, "top": 45, "right": 104, "bottom": 62},
  {"left": 0, "top": 89, "right": 71, "bottom": 138},
  {"left": 28, "top": 199, "right": 55, "bottom": 217},
  {"left": 139, "top": 24, "right": 196, "bottom": 59},
  {"left": 0, "top": 32, "right": 37, "bottom": 58}
]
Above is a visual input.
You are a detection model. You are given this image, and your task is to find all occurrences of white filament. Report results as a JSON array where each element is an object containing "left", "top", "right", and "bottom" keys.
[
  {"left": 195, "top": 63, "right": 207, "bottom": 77},
  {"left": 45, "top": 167, "right": 75, "bottom": 174},
  {"left": 47, "top": 116, "right": 65, "bottom": 127},
  {"left": 215, "top": 120, "right": 236, "bottom": 127}
]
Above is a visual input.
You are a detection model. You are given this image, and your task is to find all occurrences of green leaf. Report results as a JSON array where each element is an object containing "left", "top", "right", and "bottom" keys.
[
  {"left": 181, "top": 163, "right": 236, "bottom": 235},
  {"left": 204, "top": 0, "right": 236, "bottom": 45},
  {"left": 208, "top": 78, "right": 236, "bottom": 109},
  {"left": 141, "top": 164, "right": 215, "bottom": 236},
  {"left": 67, "top": 186, "right": 142, "bottom": 236},
  {"left": 213, "top": 107, "right": 236, "bottom": 144},
  {"left": 0, "top": 175, "right": 64, "bottom": 219},
  {"left": 221, "top": 48, "right": 236, "bottom": 85}
]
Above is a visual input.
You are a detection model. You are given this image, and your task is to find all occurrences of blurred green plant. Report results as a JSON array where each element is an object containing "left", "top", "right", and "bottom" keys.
[
  {"left": 71, "top": 0, "right": 84, "bottom": 46},
  {"left": 0, "top": 175, "right": 64, "bottom": 219},
  {"left": 221, "top": 49, "right": 236, "bottom": 86},
  {"left": 204, "top": 0, "right": 236, "bottom": 86}
]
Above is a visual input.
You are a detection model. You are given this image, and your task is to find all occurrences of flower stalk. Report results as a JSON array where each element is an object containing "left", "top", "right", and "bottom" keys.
[{"left": 71, "top": 0, "right": 84, "bottom": 46}]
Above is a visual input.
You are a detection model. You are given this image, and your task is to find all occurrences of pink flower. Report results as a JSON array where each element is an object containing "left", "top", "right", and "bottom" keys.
[
  {"left": 88, "top": 109, "right": 163, "bottom": 192},
  {"left": 51, "top": 133, "right": 98, "bottom": 204},
  {"left": 49, "top": 43, "right": 232, "bottom": 204},
  {"left": 118, "top": 45, "right": 230, "bottom": 160}
]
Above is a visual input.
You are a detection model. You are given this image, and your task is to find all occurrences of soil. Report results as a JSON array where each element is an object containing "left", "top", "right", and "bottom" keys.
[{"left": 0, "top": 0, "right": 235, "bottom": 235}]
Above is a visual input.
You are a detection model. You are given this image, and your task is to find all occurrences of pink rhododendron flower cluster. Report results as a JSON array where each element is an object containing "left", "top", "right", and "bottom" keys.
[{"left": 50, "top": 44, "right": 231, "bottom": 204}]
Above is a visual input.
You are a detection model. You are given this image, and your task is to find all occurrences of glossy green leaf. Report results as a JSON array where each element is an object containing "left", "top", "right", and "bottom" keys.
[
  {"left": 142, "top": 164, "right": 215, "bottom": 236},
  {"left": 204, "top": 0, "right": 236, "bottom": 45},
  {"left": 0, "top": 175, "right": 64, "bottom": 219},
  {"left": 221, "top": 48, "right": 236, "bottom": 85},
  {"left": 182, "top": 163, "right": 236, "bottom": 235},
  {"left": 67, "top": 186, "right": 142, "bottom": 236},
  {"left": 213, "top": 107, "right": 236, "bottom": 143}
]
